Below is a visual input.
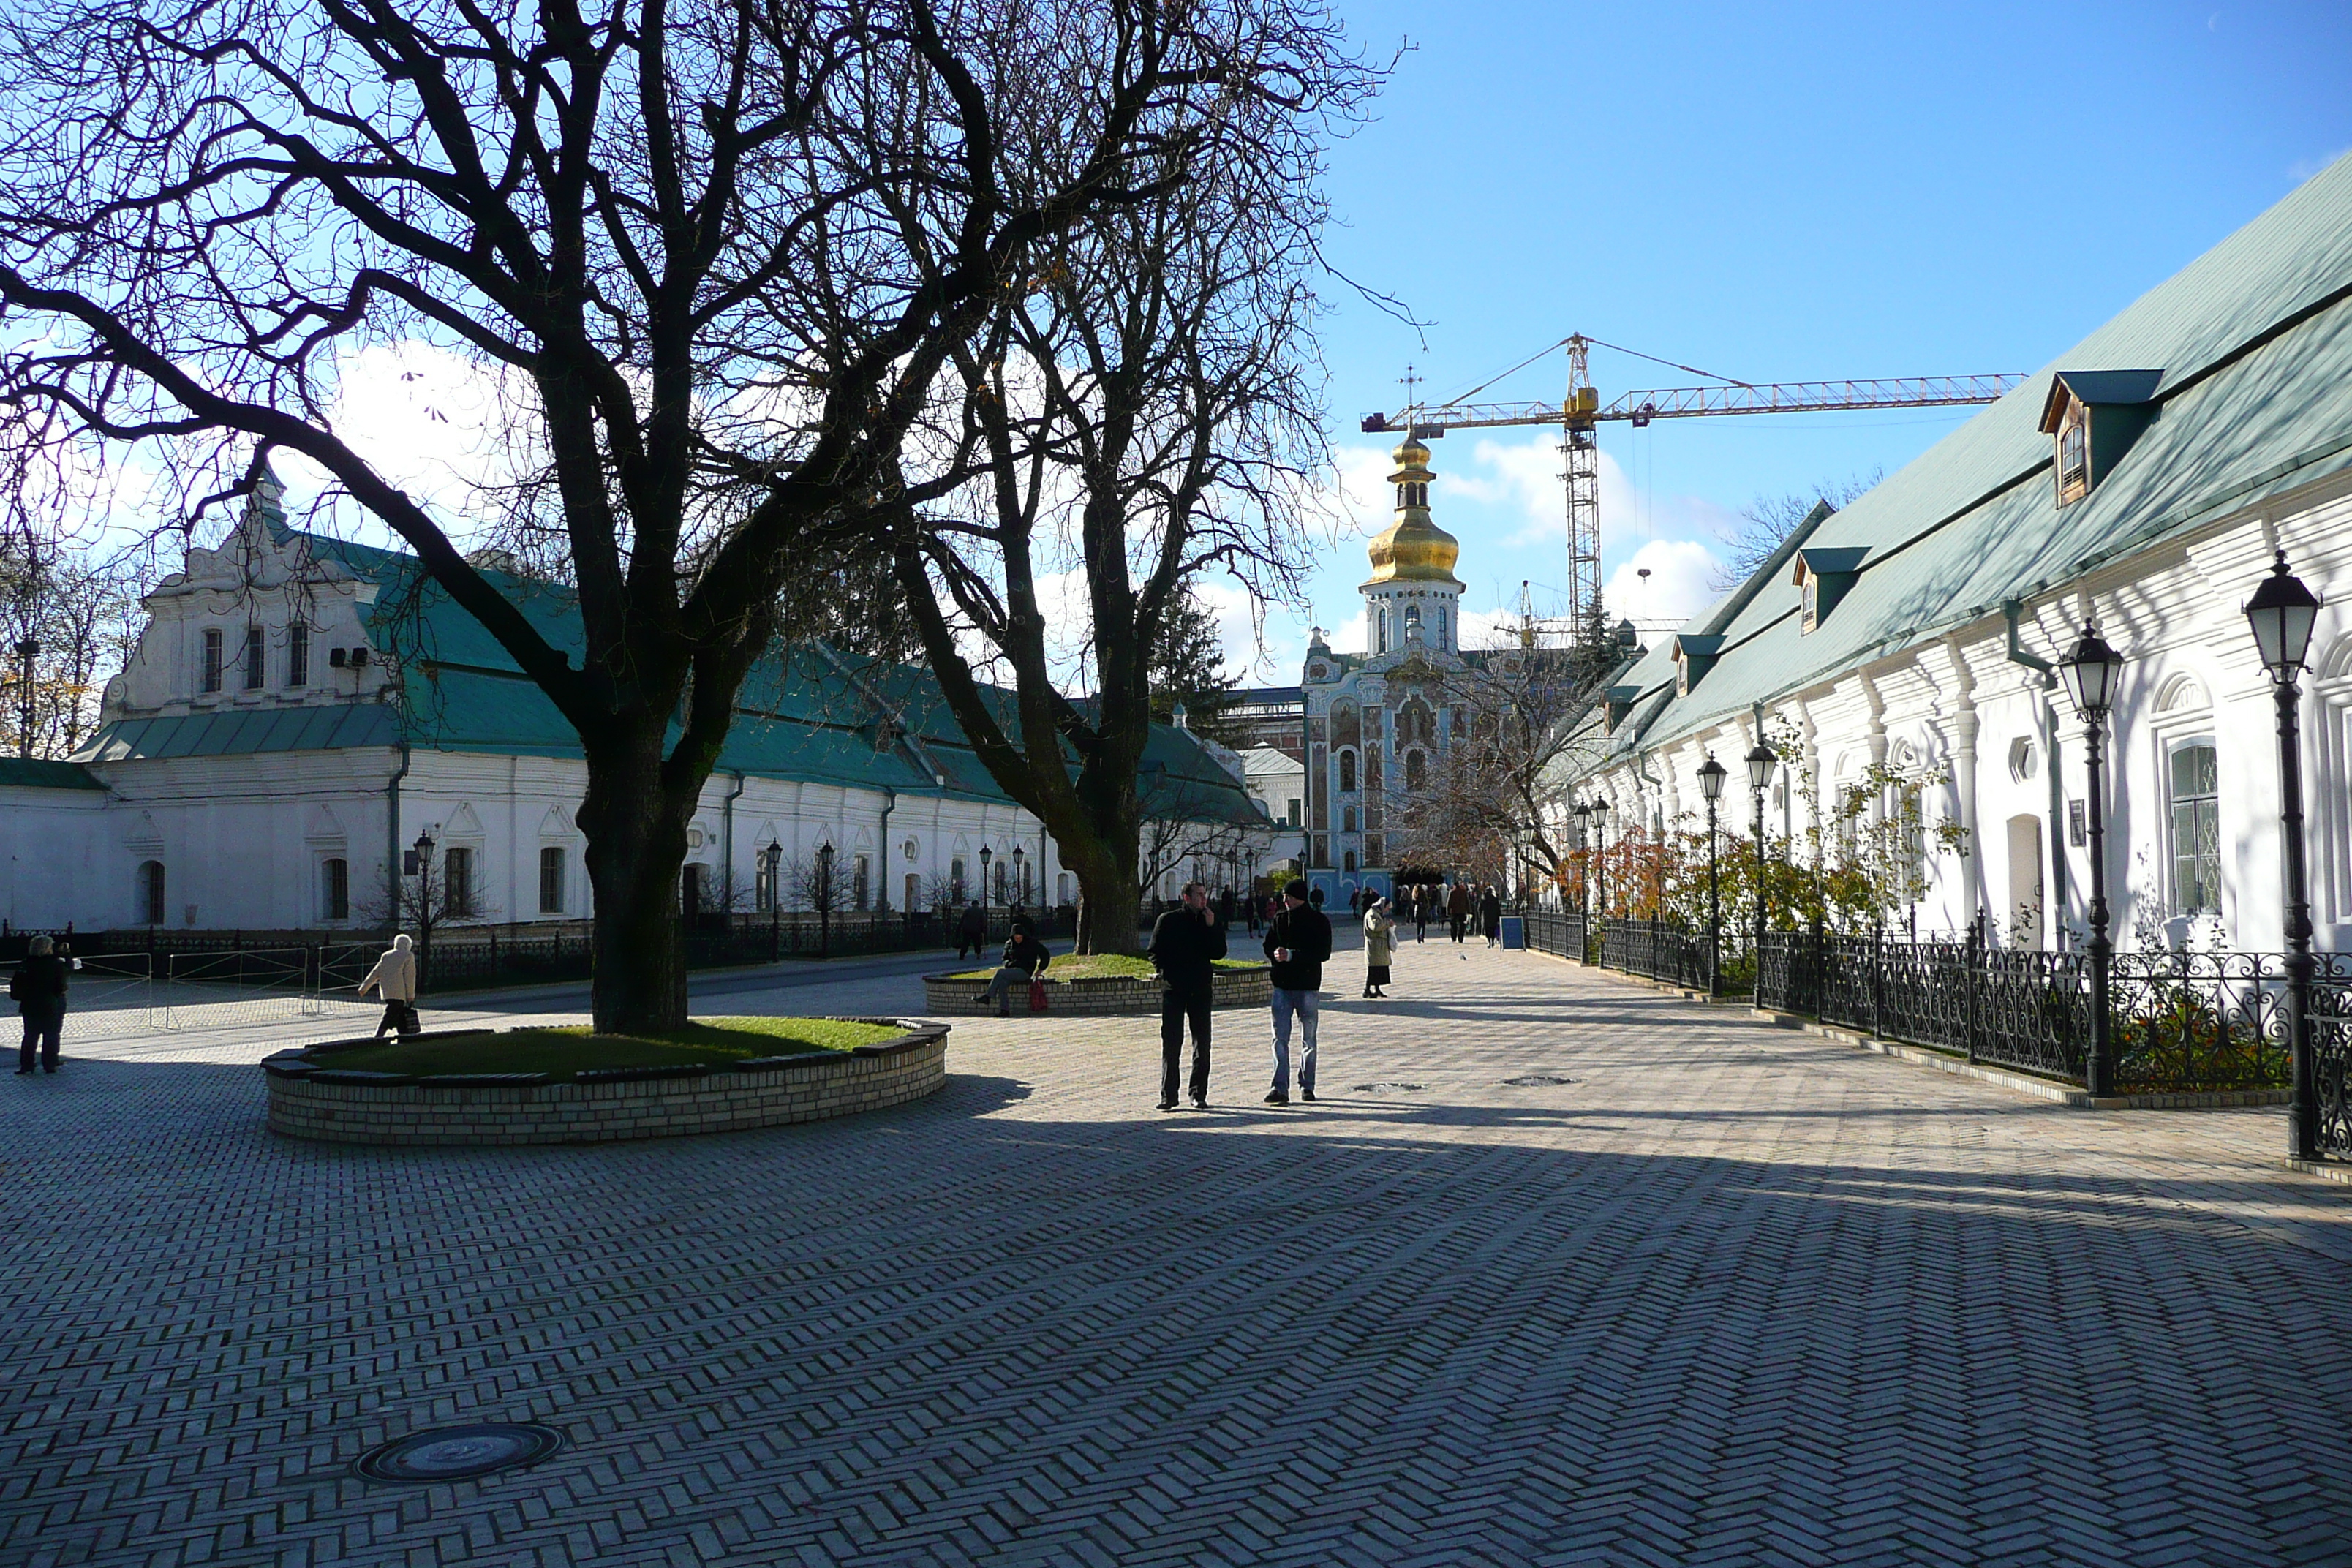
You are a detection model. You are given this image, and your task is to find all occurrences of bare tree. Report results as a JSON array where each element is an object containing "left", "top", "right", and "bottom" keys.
[
  {"left": 0, "top": 0, "right": 1310, "bottom": 1028},
  {"left": 1707, "top": 470, "right": 1882, "bottom": 593},
  {"left": 0, "top": 532, "right": 144, "bottom": 758},
  {"left": 1391, "top": 640, "right": 1602, "bottom": 902},
  {"left": 892, "top": 21, "right": 1375, "bottom": 951}
]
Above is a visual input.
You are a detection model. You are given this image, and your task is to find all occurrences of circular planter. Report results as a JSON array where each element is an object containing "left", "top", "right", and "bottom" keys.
[
  {"left": 921, "top": 965, "right": 1270, "bottom": 1017},
  {"left": 262, "top": 1018, "right": 948, "bottom": 1146}
]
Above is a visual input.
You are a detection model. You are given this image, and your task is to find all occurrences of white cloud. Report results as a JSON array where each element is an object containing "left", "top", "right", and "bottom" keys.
[
  {"left": 1604, "top": 539, "right": 1725, "bottom": 630},
  {"left": 1422, "top": 432, "right": 1742, "bottom": 554}
]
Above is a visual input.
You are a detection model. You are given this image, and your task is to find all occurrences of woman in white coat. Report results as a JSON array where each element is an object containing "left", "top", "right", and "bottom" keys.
[
  {"left": 358, "top": 933, "right": 421, "bottom": 1038},
  {"left": 1361, "top": 898, "right": 1397, "bottom": 1000}
]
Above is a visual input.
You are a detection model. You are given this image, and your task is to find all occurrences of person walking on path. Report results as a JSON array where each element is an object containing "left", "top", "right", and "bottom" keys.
[
  {"left": 1262, "top": 882, "right": 1332, "bottom": 1106},
  {"left": 357, "top": 934, "right": 421, "bottom": 1039},
  {"left": 1447, "top": 881, "right": 1471, "bottom": 943},
  {"left": 1480, "top": 884, "right": 1503, "bottom": 946},
  {"left": 1149, "top": 881, "right": 1226, "bottom": 1110},
  {"left": 11, "top": 934, "right": 68, "bottom": 1074},
  {"left": 954, "top": 901, "right": 989, "bottom": 960},
  {"left": 1362, "top": 897, "right": 1396, "bottom": 998},
  {"left": 1412, "top": 886, "right": 1430, "bottom": 943},
  {"left": 979, "top": 918, "right": 1052, "bottom": 1017}
]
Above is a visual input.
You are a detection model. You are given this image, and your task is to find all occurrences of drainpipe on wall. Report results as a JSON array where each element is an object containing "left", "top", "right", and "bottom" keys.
[
  {"left": 720, "top": 770, "right": 745, "bottom": 918},
  {"left": 2002, "top": 600, "right": 2068, "bottom": 945},
  {"left": 383, "top": 740, "right": 411, "bottom": 937}
]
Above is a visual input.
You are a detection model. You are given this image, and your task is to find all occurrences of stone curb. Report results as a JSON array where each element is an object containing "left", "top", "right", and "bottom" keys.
[
  {"left": 263, "top": 1017, "right": 949, "bottom": 1146},
  {"left": 921, "top": 965, "right": 1272, "bottom": 1017}
]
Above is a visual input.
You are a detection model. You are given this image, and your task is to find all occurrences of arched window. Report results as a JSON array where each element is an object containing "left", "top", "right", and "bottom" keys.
[
  {"left": 1057, "top": 872, "right": 1073, "bottom": 906},
  {"left": 1343, "top": 804, "right": 1359, "bottom": 833},
  {"left": 1338, "top": 749, "right": 1357, "bottom": 793},
  {"left": 321, "top": 857, "right": 349, "bottom": 921},
  {"left": 1343, "top": 850, "right": 1358, "bottom": 872},
  {"left": 951, "top": 857, "right": 967, "bottom": 903},
  {"left": 1406, "top": 750, "right": 1428, "bottom": 792},
  {"left": 2168, "top": 740, "right": 2220, "bottom": 914},
  {"left": 137, "top": 860, "right": 165, "bottom": 925},
  {"left": 1398, "top": 698, "right": 1434, "bottom": 748},
  {"left": 1438, "top": 607, "right": 1449, "bottom": 649},
  {"left": 1403, "top": 605, "right": 1422, "bottom": 641}
]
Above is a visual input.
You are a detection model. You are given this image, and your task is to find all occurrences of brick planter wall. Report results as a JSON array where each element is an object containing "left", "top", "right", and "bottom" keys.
[
  {"left": 262, "top": 1019, "right": 948, "bottom": 1146},
  {"left": 922, "top": 965, "right": 1272, "bottom": 1017}
]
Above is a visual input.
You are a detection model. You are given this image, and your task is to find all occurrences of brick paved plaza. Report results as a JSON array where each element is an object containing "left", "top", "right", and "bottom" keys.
[{"left": 6, "top": 933, "right": 2351, "bottom": 1566}]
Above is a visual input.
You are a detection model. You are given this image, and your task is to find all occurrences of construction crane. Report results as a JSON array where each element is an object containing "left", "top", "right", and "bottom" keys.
[{"left": 1361, "top": 334, "right": 2025, "bottom": 639}]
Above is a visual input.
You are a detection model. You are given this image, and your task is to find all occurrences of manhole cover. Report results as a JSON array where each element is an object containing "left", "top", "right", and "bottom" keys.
[
  {"left": 354, "top": 1423, "right": 565, "bottom": 1485},
  {"left": 1352, "top": 1082, "right": 1425, "bottom": 1093},
  {"left": 1504, "top": 1074, "right": 1575, "bottom": 1087}
]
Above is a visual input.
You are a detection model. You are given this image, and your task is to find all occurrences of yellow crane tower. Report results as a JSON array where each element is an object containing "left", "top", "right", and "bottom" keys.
[{"left": 1362, "top": 334, "right": 2024, "bottom": 640}]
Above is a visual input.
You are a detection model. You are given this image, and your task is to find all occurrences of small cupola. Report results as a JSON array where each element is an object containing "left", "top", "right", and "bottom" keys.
[
  {"left": 2038, "top": 369, "right": 2162, "bottom": 508},
  {"left": 1792, "top": 547, "right": 1869, "bottom": 634},
  {"left": 1671, "top": 634, "right": 1725, "bottom": 697}
]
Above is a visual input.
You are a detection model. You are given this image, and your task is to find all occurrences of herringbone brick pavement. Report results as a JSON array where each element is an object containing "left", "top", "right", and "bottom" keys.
[{"left": 4, "top": 933, "right": 2349, "bottom": 1566}]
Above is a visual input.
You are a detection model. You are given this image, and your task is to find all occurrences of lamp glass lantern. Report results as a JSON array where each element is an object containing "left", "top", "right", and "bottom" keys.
[
  {"left": 1697, "top": 754, "right": 1728, "bottom": 802},
  {"left": 1744, "top": 742, "right": 1776, "bottom": 794},
  {"left": 2244, "top": 550, "right": 2321, "bottom": 678},
  {"left": 2057, "top": 622, "right": 2125, "bottom": 722}
]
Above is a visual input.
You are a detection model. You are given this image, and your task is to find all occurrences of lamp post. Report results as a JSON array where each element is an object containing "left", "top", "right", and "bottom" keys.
[
  {"left": 1746, "top": 742, "right": 1776, "bottom": 1000},
  {"left": 1011, "top": 844, "right": 1027, "bottom": 915},
  {"left": 2244, "top": 550, "right": 2323, "bottom": 1161},
  {"left": 1591, "top": 799, "right": 1610, "bottom": 921},
  {"left": 12, "top": 636, "right": 36, "bottom": 759},
  {"left": 410, "top": 829, "right": 437, "bottom": 982},
  {"left": 2057, "top": 621, "right": 2126, "bottom": 1097},
  {"left": 1572, "top": 801, "right": 1592, "bottom": 916},
  {"left": 818, "top": 840, "right": 835, "bottom": 958},
  {"left": 1698, "top": 755, "right": 1727, "bottom": 995},
  {"left": 977, "top": 845, "right": 992, "bottom": 935}
]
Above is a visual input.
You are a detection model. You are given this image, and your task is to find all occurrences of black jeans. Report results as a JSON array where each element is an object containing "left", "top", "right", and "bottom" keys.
[
  {"left": 18, "top": 1009, "right": 61, "bottom": 1071},
  {"left": 376, "top": 1000, "right": 418, "bottom": 1038},
  {"left": 1160, "top": 986, "right": 1213, "bottom": 1104},
  {"left": 1450, "top": 913, "right": 1466, "bottom": 942}
]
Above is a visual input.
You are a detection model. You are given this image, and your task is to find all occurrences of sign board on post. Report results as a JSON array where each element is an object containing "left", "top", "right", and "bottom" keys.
[{"left": 1500, "top": 915, "right": 1526, "bottom": 951}]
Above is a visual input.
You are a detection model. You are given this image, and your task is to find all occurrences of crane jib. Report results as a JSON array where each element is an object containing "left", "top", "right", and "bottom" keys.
[{"left": 1361, "top": 372, "right": 2027, "bottom": 435}]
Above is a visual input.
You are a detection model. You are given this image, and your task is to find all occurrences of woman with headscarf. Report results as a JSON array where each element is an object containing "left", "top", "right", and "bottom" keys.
[
  {"left": 358, "top": 933, "right": 421, "bottom": 1038},
  {"left": 11, "top": 934, "right": 68, "bottom": 1074},
  {"left": 1362, "top": 897, "right": 1396, "bottom": 1000}
]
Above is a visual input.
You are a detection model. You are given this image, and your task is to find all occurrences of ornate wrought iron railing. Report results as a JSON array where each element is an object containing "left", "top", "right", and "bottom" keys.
[
  {"left": 1750, "top": 933, "right": 2326, "bottom": 1093},
  {"left": 1597, "top": 918, "right": 1714, "bottom": 992}
]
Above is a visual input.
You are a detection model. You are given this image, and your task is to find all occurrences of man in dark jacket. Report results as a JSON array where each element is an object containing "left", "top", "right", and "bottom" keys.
[
  {"left": 1447, "top": 881, "right": 1471, "bottom": 943},
  {"left": 1262, "top": 882, "right": 1333, "bottom": 1106},
  {"left": 954, "top": 901, "right": 988, "bottom": 960},
  {"left": 979, "top": 918, "right": 1052, "bottom": 1016},
  {"left": 12, "top": 934, "right": 68, "bottom": 1074},
  {"left": 1149, "top": 882, "right": 1227, "bottom": 1110},
  {"left": 1480, "top": 885, "right": 1504, "bottom": 946}
]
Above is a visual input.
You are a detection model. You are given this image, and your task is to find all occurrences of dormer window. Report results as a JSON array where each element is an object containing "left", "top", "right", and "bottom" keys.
[
  {"left": 2038, "top": 369, "right": 2161, "bottom": 508},
  {"left": 1791, "top": 548, "right": 1868, "bottom": 634},
  {"left": 1672, "top": 634, "right": 1724, "bottom": 697}
]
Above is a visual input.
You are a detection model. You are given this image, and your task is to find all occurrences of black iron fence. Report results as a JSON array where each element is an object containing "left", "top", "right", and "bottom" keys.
[
  {"left": 1751, "top": 932, "right": 2321, "bottom": 1096},
  {"left": 1598, "top": 917, "right": 1716, "bottom": 992},
  {"left": 1520, "top": 908, "right": 1588, "bottom": 962}
]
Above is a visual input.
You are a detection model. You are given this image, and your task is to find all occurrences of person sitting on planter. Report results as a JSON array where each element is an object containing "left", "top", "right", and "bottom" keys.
[{"left": 979, "top": 918, "right": 1052, "bottom": 1017}]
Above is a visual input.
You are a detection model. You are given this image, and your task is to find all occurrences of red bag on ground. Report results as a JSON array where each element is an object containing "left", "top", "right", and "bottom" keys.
[{"left": 1028, "top": 978, "right": 1049, "bottom": 1013}]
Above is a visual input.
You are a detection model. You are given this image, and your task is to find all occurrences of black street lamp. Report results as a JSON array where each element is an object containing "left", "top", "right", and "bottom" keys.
[
  {"left": 978, "top": 844, "right": 993, "bottom": 930},
  {"left": 818, "top": 840, "right": 836, "bottom": 958},
  {"left": 1591, "top": 799, "right": 1610, "bottom": 921},
  {"left": 2057, "top": 620, "right": 2126, "bottom": 1097},
  {"left": 1698, "top": 755, "right": 1727, "bottom": 995},
  {"left": 1572, "top": 801, "right": 1592, "bottom": 915},
  {"left": 2244, "top": 550, "right": 2323, "bottom": 1160},
  {"left": 1746, "top": 741, "right": 1776, "bottom": 999},
  {"left": 12, "top": 636, "right": 37, "bottom": 760}
]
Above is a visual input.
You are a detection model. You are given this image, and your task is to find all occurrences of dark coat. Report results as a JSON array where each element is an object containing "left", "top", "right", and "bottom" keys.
[
  {"left": 10, "top": 953, "right": 67, "bottom": 1018},
  {"left": 1148, "top": 905, "right": 1229, "bottom": 992},
  {"left": 1447, "top": 883, "right": 1471, "bottom": 917},
  {"left": 1479, "top": 891, "right": 1502, "bottom": 927},
  {"left": 1262, "top": 902, "right": 1333, "bottom": 992},
  {"left": 998, "top": 935, "right": 1052, "bottom": 977},
  {"left": 957, "top": 905, "right": 988, "bottom": 938}
]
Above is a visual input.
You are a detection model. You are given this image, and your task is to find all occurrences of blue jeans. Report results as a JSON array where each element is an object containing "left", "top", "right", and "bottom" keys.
[{"left": 1270, "top": 988, "right": 1319, "bottom": 1093}]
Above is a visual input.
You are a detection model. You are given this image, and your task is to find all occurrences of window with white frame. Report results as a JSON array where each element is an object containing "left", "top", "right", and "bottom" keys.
[
  {"left": 287, "top": 623, "right": 310, "bottom": 687},
  {"left": 755, "top": 844, "right": 780, "bottom": 912},
  {"left": 321, "top": 857, "right": 349, "bottom": 921},
  {"left": 200, "top": 629, "right": 223, "bottom": 693},
  {"left": 242, "top": 625, "right": 265, "bottom": 690},
  {"left": 444, "top": 846, "right": 475, "bottom": 918},
  {"left": 2168, "top": 739, "right": 2220, "bottom": 915},
  {"left": 853, "top": 853, "right": 871, "bottom": 911}
]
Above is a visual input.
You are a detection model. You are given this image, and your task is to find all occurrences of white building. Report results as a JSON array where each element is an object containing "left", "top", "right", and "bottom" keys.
[
  {"left": 1233, "top": 745, "right": 1306, "bottom": 874},
  {"left": 1557, "top": 154, "right": 2352, "bottom": 954},
  {"left": 1, "top": 480, "right": 1270, "bottom": 937}
]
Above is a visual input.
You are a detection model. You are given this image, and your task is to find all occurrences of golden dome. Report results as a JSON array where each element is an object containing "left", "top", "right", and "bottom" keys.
[{"left": 1364, "top": 436, "right": 1461, "bottom": 584}]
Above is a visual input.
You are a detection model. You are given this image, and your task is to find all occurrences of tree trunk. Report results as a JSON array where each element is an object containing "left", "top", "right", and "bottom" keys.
[
  {"left": 578, "top": 734, "right": 693, "bottom": 1033},
  {"left": 1068, "top": 755, "right": 1146, "bottom": 955}
]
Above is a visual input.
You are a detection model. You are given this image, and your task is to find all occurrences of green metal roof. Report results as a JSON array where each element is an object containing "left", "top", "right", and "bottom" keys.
[
  {"left": 1599, "top": 151, "right": 2352, "bottom": 761},
  {"left": 0, "top": 757, "right": 105, "bottom": 790},
  {"left": 80, "top": 535, "right": 1265, "bottom": 826}
]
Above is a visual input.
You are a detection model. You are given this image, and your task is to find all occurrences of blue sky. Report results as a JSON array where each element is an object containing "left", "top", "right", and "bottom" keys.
[{"left": 1239, "top": 0, "right": 2352, "bottom": 676}]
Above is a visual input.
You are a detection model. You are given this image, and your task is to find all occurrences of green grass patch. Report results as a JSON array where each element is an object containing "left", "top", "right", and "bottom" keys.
[
  {"left": 322, "top": 1016, "right": 902, "bottom": 1080},
  {"left": 947, "top": 953, "right": 1266, "bottom": 981}
]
